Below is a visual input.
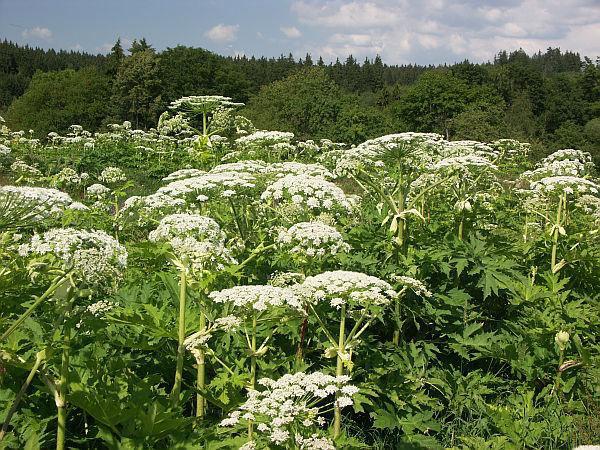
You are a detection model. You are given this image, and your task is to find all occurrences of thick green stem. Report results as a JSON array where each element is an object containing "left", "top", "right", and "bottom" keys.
[
  {"left": 0, "top": 351, "right": 45, "bottom": 441},
  {"left": 170, "top": 268, "right": 187, "bottom": 406},
  {"left": 333, "top": 304, "right": 346, "bottom": 439},
  {"left": 196, "top": 311, "right": 206, "bottom": 418},
  {"left": 551, "top": 195, "right": 564, "bottom": 271},
  {"left": 392, "top": 300, "right": 401, "bottom": 346},
  {"left": 458, "top": 218, "right": 464, "bottom": 241},
  {"left": 56, "top": 300, "right": 72, "bottom": 450},
  {"left": 2, "top": 275, "right": 67, "bottom": 342},
  {"left": 553, "top": 349, "right": 565, "bottom": 395},
  {"left": 248, "top": 312, "right": 257, "bottom": 439}
]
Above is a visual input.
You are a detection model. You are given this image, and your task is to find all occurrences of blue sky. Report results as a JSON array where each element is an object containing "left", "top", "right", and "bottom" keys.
[{"left": 1, "top": 0, "right": 599, "bottom": 65}]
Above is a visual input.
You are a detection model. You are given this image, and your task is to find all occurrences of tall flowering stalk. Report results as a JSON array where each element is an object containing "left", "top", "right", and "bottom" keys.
[
  {"left": 14, "top": 228, "right": 127, "bottom": 450},
  {"left": 276, "top": 221, "right": 350, "bottom": 366},
  {"left": 208, "top": 284, "right": 304, "bottom": 437},
  {"left": 169, "top": 95, "right": 243, "bottom": 158},
  {"left": 294, "top": 271, "right": 397, "bottom": 438},
  {"left": 149, "top": 213, "right": 235, "bottom": 415},
  {"left": 332, "top": 133, "right": 442, "bottom": 250},
  {"left": 528, "top": 176, "right": 600, "bottom": 272}
]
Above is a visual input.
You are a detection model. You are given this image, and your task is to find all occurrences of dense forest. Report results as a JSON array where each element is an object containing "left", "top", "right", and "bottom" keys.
[{"left": 1, "top": 38, "right": 599, "bottom": 160}]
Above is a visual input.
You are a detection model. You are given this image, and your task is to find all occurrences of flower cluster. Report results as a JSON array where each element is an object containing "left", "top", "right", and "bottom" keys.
[
  {"left": 531, "top": 176, "right": 600, "bottom": 197},
  {"left": 277, "top": 221, "right": 350, "bottom": 258},
  {"left": 333, "top": 132, "right": 442, "bottom": 177},
  {"left": 149, "top": 213, "right": 236, "bottom": 271},
  {"left": 295, "top": 270, "right": 398, "bottom": 310},
  {"left": 209, "top": 285, "right": 304, "bottom": 314},
  {"left": 431, "top": 154, "right": 498, "bottom": 174},
  {"left": 440, "top": 140, "right": 498, "bottom": 159},
  {"left": 268, "top": 162, "right": 333, "bottom": 179},
  {"left": 162, "top": 168, "right": 206, "bottom": 182},
  {"left": 183, "top": 315, "right": 241, "bottom": 360},
  {"left": 86, "top": 183, "right": 111, "bottom": 199},
  {"left": 11, "top": 159, "right": 42, "bottom": 180},
  {"left": 120, "top": 193, "right": 186, "bottom": 227},
  {"left": 392, "top": 275, "right": 432, "bottom": 298},
  {"left": 54, "top": 167, "right": 89, "bottom": 187},
  {"left": 169, "top": 95, "right": 243, "bottom": 114},
  {"left": 521, "top": 148, "right": 595, "bottom": 181},
  {"left": 158, "top": 171, "right": 257, "bottom": 202},
  {"left": 220, "top": 371, "right": 357, "bottom": 447},
  {"left": 99, "top": 166, "right": 127, "bottom": 185},
  {"left": 261, "top": 174, "right": 354, "bottom": 216},
  {"left": 18, "top": 228, "right": 127, "bottom": 288},
  {"left": 236, "top": 130, "right": 294, "bottom": 148},
  {"left": 576, "top": 194, "right": 600, "bottom": 224},
  {"left": 0, "top": 143, "right": 11, "bottom": 156},
  {"left": 0, "top": 185, "right": 75, "bottom": 220}
]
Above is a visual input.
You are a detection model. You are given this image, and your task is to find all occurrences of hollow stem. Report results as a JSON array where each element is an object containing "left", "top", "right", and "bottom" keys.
[
  {"left": 196, "top": 310, "right": 206, "bottom": 418},
  {"left": 551, "top": 195, "right": 564, "bottom": 271},
  {"left": 248, "top": 312, "right": 257, "bottom": 439},
  {"left": 333, "top": 303, "right": 346, "bottom": 439},
  {"left": 2, "top": 275, "right": 67, "bottom": 342},
  {"left": 170, "top": 268, "right": 187, "bottom": 406},
  {"left": 0, "top": 351, "right": 45, "bottom": 441},
  {"left": 56, "top": 299, "right": 72, "bottom": 450}
]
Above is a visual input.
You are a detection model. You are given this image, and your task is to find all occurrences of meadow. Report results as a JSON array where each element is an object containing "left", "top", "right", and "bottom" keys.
[{"left": 0, "top": 96, "right": 598, "bottom": 449}]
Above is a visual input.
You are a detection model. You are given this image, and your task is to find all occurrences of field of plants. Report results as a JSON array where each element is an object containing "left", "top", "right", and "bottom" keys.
[{"left": 0, "top": 96, "right": 599, "bottom": 449}]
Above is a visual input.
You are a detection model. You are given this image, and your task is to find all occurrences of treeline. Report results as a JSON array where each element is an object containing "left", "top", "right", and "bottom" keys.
[{"left": 1, "top": 38, "right": 599, "bottom": 159}]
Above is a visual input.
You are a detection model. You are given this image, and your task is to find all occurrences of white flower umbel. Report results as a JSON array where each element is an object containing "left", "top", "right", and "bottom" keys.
[
  {"left": 297, "top": 270, "right": 398, "bottom": 310},
  {"left": 236, "top": 130, "right": 294, "bottom": 148},
  {"left": 531, "top": 176, "right": 600, "bottom": 197},
  {"left": 0, "top": 143, "right": 10, "bottom": 156},
  {"left": 261, "top": 174, "right": 354, "bottom": 217},
  {"left": 18, "top": 228, "right": 127, "bottom": 289},
  {"left": 149, "top": 213, "right": 235, "bottom": 272},
  {"left": 86, "top": 183, "right": 111, "bottom": 200},
  {"left": 209, "top": 284, "right": 304, "bottom": 410},
  {"left": 277, "top": 221, "right": 350, "bottom": 259},
  {"left": 0, "top": 186, "right": 75, "bottom": 221},
  {"left": 392, "top": 275, "right": 433, "bottom": 298},
  {"left": 220, "top": 371, "right": 356, "bottom": 447},
  {"left": 53, "top": 168, "right": 82, "bottom": 187},
  {"left": 98, "top": 166, "right": 127, "bottom": 185},
  {"left": 11, "top": 159, "right": 42, "bottom": 180},
  {"left": 296, "top": 434, "right": 336, "bottom": 450},
  {"left": 169, "top": 95, "right": 243, "bottom": 115},
  {"left": 294, "top": 270, "right": 396, "bottom": 437},
  {"left": 432, "top": 154, "right": 498, "bottom": 174},
  {"left": 267, "top": 162, "right": 333, "bottom": 179},
  {"left": 162, "top": 168, "right": 206, "bottom": 182},
  {"left": 209, "top": 160, "right": 269, "bottom": 175},
  {"left": 150, "top": 213, "right": 236, "bottom": 412},
  {"left": 333, "top": 132, "right": 443, "bottom": 177},
  {"left": 120, "top": 193, "right": 187, "bottom": 228},
  {"left": 209, "top": 285, "right": 304, "bottom": 314},
  {"left": 158, "top": 171, "right": 257, "bottom": 203}
]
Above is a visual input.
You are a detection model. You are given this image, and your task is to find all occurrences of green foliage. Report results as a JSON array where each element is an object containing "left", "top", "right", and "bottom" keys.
[{"left": 5, "top": 67, "right": 110, "bottom": 137}]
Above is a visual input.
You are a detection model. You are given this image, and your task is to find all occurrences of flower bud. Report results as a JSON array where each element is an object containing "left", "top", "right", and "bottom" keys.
[{"left": 555, "top": 330, "right": 570, "bottom": 350}]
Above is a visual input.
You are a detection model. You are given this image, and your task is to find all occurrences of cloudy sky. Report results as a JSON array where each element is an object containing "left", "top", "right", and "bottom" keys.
[{"left": 1, "top": 0, "right": 599, "bottom": 65}]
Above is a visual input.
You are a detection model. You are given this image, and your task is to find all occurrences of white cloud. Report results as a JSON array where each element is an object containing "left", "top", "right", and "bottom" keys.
[
  {"left": 204, "top": 24, "right": 239, "bottom": 43},
  {"left": 281, "top": 26, "right": 302, "bottom": 38},
  {"left": 21, "top": 27, "right": 52, "bottom": 40},
  {"left": 293, "top": 1, "right": 399, "bottom": 27},
  {"left": 291, "top": 0, "right": 600, "bottom": 64}
]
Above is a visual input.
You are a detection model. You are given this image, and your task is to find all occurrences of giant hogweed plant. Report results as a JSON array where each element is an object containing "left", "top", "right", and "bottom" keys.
[{"left": 1, "top": 108, "right": 599, "bottom": 449}]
